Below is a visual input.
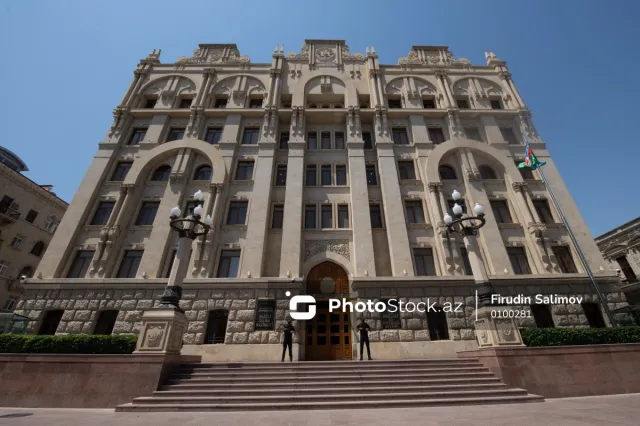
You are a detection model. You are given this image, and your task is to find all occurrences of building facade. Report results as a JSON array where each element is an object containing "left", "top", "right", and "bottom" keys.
[
  {"left": 15, "top": 40, "right": 626, "bottom": 360},
  {"left": 596, "top": 217, "right": 640, "bottom": 306},
  {"left": 0, "top": 147, "right": 67, "bottom": 311}
]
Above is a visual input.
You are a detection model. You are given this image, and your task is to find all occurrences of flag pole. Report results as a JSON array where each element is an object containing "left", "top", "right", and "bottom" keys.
[{"left": 536, "top": 166, "right": 617, "bottom": 327}]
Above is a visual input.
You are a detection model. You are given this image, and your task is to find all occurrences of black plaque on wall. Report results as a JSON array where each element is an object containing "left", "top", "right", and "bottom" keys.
[
  {"left": 381, "top": 299, "right": 401, "bottom": 329},
  {"left": 255, "top": 300, "right": 277, "bottom": 331}
]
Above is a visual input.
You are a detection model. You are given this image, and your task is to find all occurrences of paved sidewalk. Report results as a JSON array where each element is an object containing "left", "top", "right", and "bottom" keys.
[{"left": 1, "top": 394, "right": 639, "bottom": 426}]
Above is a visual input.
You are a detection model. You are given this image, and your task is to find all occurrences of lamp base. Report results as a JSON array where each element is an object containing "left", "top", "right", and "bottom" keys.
[
  {"left": 474, "top": 306, "right": 525, "bottom": 348},
  {"left": 134, "top": 307, "right": 187, "bottom": 354},
  {"left": 156, "top": 285, "right": 184, "bottom": 313}
]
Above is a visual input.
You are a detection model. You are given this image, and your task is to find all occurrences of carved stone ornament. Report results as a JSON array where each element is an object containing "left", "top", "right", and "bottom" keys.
[
  {"left": 315, "top": 48, "right": 335, "bottom": 61},
  {"left": 177, "top": 47, "right": 250, "bottom": 65},
  {"left": 143, "top": 324, "right": 165, "bottom": 348},
  {"left": 286, "top": 43, "right": 310, "bottom": 60},
  {"left": 341, "top": 45, "right": 364, "bottom": 60},
  {"left": 304, "top": 239, "right": 350, "bottom": 261}
]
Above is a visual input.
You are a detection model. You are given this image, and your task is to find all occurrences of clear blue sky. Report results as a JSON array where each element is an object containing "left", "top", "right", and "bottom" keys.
[{"left": 0, "top": 0, "right": 638, "bottom": 237}]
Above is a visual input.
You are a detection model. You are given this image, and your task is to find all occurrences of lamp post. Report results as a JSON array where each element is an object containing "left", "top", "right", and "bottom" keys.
[
  {"left": 443, "top": 190, "right": 495, "bottom": 306},
  {"left": 443, "top": 189, "right": 524, "bottom": 348},
  {"left": 135, "top": 190, "right": 212, "bottom": 354}
]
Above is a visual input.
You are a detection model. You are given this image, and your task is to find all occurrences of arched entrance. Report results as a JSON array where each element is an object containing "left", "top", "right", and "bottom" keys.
[{"left": 304, "top": 261, "right": 352, "bottom": 361}]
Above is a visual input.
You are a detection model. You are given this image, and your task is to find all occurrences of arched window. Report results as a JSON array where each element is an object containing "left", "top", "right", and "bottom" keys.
[
  {"left": 204, "top": 310, "right": 229, "bottom": 344},
  {"left": 30, "top": 241, "right": 45, "bottom": 257},
  {"left": 438, "top": 165, "right": 457, "bottom": 180},
  {"left": 478, "top": 165, "right": 497, "bottom": 179},
  {"left": 18, "top": 266, "right": 33, "bottom": 279},
  {"left": 150, "top": 165, "right": 171, "bottom": 181},
  {"left": 193, "top": 165, "right": 212, "bottom": 181}
]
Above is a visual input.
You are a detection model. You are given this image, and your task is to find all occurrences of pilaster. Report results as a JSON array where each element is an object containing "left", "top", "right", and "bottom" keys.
[{"left": 279, "top": 141, "right": 305, "bottom": 278}]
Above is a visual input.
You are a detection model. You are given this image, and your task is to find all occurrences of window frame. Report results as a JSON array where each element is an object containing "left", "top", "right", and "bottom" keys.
[
  {"left": 391, "top": 127, "right": 409, "bottom": 145},
  {"left": 365, "top": 164, "right": 378, "bottom": 186},
  {"left": 321, "top": 204, "right": 333, "bottom": 229},
  {"left": 150, "top": 165, "right": 171, "bottom": 182},
  {"left": 217, "top": 250, "right": 241, "bottom": 278},
  {"left": 552, "top": 246, "right": 578, "bottom": 273},
  {"left": 66, "top": 250, "right": 95, "bottom": 278},
  {"left": 110, "top": 162, "right": 132, "bottom": 182},
  {"left": 135, "top": 201, "right": 160, "bottom": 226},
  {"left": 335, "top": 165, "right": 347, "bottom": 186},
  {"left": 193, "top": 165, "right": 212, "bottom": 181},
  {"left": 428, "top": 127, "right": 445, "bottom": 144},
  {"left": 490, "top": 200, "right": 512, "bottom": 224},
  {"left": 90, "top": 201, "right": 115, "bottom": 226},
  {"left": 414, "top": 247, "right": 437, "bottom": 276},
  {"left": 279, "top": 131, "right": 290, "bottom": 150},
  {"left": 271, "top": 204, "right": 284, "bottom": 229},
  {"left": 337, "top": 204, "right": 349, "bottom": 229},
  {"left": 304, "top": 204, "right": 317, "bottom": 229},
  {"left": 116, "top": 250, "right": 143, "bottom": 278},
  {"left": 335, "top": 132, "right": 345, "bottom": 150},
  {"left": 166, "top": 127, "right": 185, "bottom": 142},
  {"left": 275, "top": 164, "right": 287, "bottom": 186},
  {"left": 204, "top": 127, "right": 223, "bottom": 145},
  {"left": 320, "top": 165, "right": 332, "bottom": 186},
  {"left": 307, "top": 131, "right": 318, "bottom": 150},
  {"left": 369, "top": 204, "right": 384, "bottom": 229},
  {"left": 320, "top": 132, "right": 332, "bottom": 149},
  {"left": 507, "top": 246, "right": 532, "bottom": 274},
  {"left": 398, "top": 160, "right": 416, "bottom": 180},
  {"left": 305, "top": 165, "right": 317, "bottom": 186},
  {"left": 235, "top": 160, "right": 255, "bottom": 181},
  {"left": 241, "top": 127, "right": 260, "bottom": 145},
  {"left": 227, "top": 201, "right": 249, "bottom": 225},
  {"left": 128, "top": 127, "right": 148, "bottom": 145},
  {"left": 533, "top": 199, "right": 554, "bottom": 224},
  {"left": 405, "top": 200, "right": 426, "bottom": 224}
]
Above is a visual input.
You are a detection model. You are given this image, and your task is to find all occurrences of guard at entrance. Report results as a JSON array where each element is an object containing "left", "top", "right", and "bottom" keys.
[
  {"left": 357, "top": 318, "right": 372, "bottom": 360},
  {"left": 281, "top": 319, "right": 295, "bottom": 362}
]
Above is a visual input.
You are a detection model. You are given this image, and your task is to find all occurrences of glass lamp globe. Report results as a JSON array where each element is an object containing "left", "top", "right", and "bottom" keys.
[
  {"left": 170, "top": 206, "right": 181, "bottom": 218},
  {"left": 193, "top": 190, "right": 204, "bottom": 202},
  {"left": 452, "top": 203, "right": 463, "bottom": 215},
  {"left": 203, "top": 215, "right": 213, "bottom": 226},
  {"left": 443, "top": 214, "right": 453, "bottom": 225},
  {"left": 473, "top": 203, "right": 485, "bottom": 216},
  {"left": 193, "top": 205, "right": 204, "bottom": 217},
  {"left": 452, "top": 190, "right": 462, "bottom": 201}
]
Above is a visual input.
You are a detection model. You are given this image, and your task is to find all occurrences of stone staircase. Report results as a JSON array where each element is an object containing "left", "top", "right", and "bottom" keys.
[{"left": 116, "top": 358, "right": 543, "bottom": 412}]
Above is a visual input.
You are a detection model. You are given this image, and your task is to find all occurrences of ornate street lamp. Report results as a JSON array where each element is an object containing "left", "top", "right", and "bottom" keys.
[
  {"left": 443, "top": 189, "right": 495, "bottom": 306},
  {"left": 157, "top": 189, "right": 212, "bottom": 311}
]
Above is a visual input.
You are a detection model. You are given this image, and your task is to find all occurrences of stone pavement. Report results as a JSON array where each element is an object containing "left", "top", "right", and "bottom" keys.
[{"left": 1, "top": 394, "right": 639, "bottom": 426}]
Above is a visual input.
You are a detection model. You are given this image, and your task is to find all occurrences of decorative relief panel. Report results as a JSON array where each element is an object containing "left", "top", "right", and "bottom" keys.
[
  {"left": 177, "top": 44, "right": 250, "bottom": 65},
  {"left": 398, "top": 46, "right": 470, "bottom": 67},
  {"left": 304, "top": 239, "right": 350, "bottom": 261}
]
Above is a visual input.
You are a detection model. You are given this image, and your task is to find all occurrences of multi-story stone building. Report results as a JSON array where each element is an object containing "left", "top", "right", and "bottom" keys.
[
  {"left": 15, "top": 40, "right": 626, "bottom": 360},
  {"left": 596, "top": 217, "right": 640, "bottom": 306},
  {"left": 0, "top": 146, "right": 67, "bottom": 311}
]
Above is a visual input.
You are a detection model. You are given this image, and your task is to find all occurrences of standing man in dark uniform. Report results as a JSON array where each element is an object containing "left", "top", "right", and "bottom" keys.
[
  {"left": 281, "top": 319, "right": 295, "bottom": 362},
  {"left": 357, "top": 317, "right": 373, "bottom": 361}
]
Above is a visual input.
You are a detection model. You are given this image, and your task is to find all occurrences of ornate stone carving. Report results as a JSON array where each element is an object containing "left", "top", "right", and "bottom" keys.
[
  {"left": 304, "top": 239, "right": 350, "bottom": 261},
  {"left": 427, "top": 182, "right": 442, "bottom": 193},
  {"left": 176, "top": 45, "right": 250, "bottom": 65},
  {"left": 495, "top": 319, "right": 517, "bottom": 343},
  {"left": 341, "top": 45, "right": 364, "bottom": 60},
  {"left": 315, "top": 48, "right": 335, "bottom": 61},
  {"left": 286, "top": 43, "right": 310, "bottom": 60},
  {"left": 143, "top": 324, "right": 165, "bottom": 348}
]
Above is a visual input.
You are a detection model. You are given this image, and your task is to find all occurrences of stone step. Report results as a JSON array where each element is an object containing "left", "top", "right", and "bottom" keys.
[
  {"left": 178, "top": 361, "right": 482, "bottom": 373},
  {"left": 154, "top": 383, "right": 508, "bottom": 397},
  {"left": 170, "top": 366, "right": 490, "bottom": 379},
  {"left": 116, "top": 394, "right": 544, "bottom": 412},
  {"left": 187, "top": 358, "right": 480, "bottom": 368},
  {"left": 166, "top": 370, "right": 495, "bottom": 384},
  {"left": 161, "top": 376, "right": 503, "bottom": 391}
]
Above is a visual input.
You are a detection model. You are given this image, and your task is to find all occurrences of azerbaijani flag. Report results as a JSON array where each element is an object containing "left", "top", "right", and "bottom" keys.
[{"left": 517, "top": 137, "right": 547, "bottom": 170}]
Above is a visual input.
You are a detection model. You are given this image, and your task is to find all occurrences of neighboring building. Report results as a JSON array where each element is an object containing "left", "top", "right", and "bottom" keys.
[
  {"left": 16, "top": 40, "right": 626, "bottom": 360},
  {"left": 596, "top": 217, "right": 640, "bottom": 306},
  {"left": 0, "top": 146, "right": 68, "bottom": 311}
]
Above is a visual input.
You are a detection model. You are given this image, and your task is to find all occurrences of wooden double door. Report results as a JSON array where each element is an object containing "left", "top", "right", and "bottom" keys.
[{"left": 304, "top": 261, "right": 352, "bottom": 361}]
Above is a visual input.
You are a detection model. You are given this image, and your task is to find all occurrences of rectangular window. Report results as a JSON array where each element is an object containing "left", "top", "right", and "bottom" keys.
[
  {"left": 337, "top": 205, "right": 349, "bottom": 228},
  {"left": 275, "top": 165, "right": 287, "bottom": 186},
  {"left": 336, "top": 165, "right": 347, "bottom": 185},
  {"left": 321, "top": 165, "right": 332, "bottom": 186},
  {"left": 90, "top": 201, "right": 115, "bottom": 226},
  {"left": 166, "top": 127, "right": 185, "bottom": 142},
  {"left": 530, "top": 304, "right": 555, "bottom": 328},
  {"left": 242, "top": 127, "right": 260, "bottom": 145},
  {"left": 388, "top": 98, "right": 402, "bottom": 108},
  {"left": 517, "top": 160, "right": 535, "bottom": 180},
  {"left": 179, "top": 98, "right": 192, "bottom": 109},
  {"left": 271, "top": 204, "right": 284, "bottom": 229},
  {"left": 227, "top": 201, "right": 248, "bottom": 225},
  {"left": 135, "top": 202, "right": 159, "bottom": 226},
  {"left": 552, "top": 246, "right": 578, "bottom": 273},
  {"left": 249, "top": 98, "right": 263, "bottom": 108},
  {"left": 0, "top": 262, "right": 7, "bottom": 277},
  {"left": 465, "top": 127, "right": 481, "bottom": 142},
  {"left": 362, "top": 132, "right": 373, "bottom": 149},
  {"left": 581, "top": 302, "right": 606, "bottom": 328},
  {"left": 398, "top": 161, "right": 416, "bottom": 180},
  {"left": 321, "top": 132, "right": 331, "bottom": 149},
  {"left": 490, "top": 200, "right": 512, "bottom": 224},
  {"left": 66, "top": 250, "right": 94, "bottom": 278},
  {"left": 128, "top": 127, "right": 147, "bottom": 145},
  {"left": 414, "top": 248, "right": 437, "bottom": 276},
  {"left": 214, "top": 97, "right": 227, "bottom": 108},
  {"left": 25, "top": 209, "right": 38, "bottom": 223},
  {"left": 321, "top": 205, "right": 333, "bottom": 228},
  {"left": 616, "top": 255, "right": 638, "bottom": 283},
  {"left": 144, "top": 98, "right": 157, "bottom": 109},
  {"left": 116, "top": 250, "right": 143, "bottom": 278},
  {"left": 423, "top": 98, "right": 436, "bottom": 109},
  {"left": 304, "top": 205, "right": 317, "bottom": 229},
  {"left": 457, "top": 98, "right": 470, "bottom": 109},
  {"left": 405, "top": 200, "right": 426, "bottom": 224},
  {"left": 533, "top": 200, "right": 554, "bottom": 224},
  {"left": 305, "top": 165, "right": 317, "bottom": 186},
  {"left": 366, "top": 165, "right": 377, "bottom": 186},
  {"left": 392, "top": 128, "right": 409, "bottom": 145},
  {"left": 10, "top": 236, "right": 23, "bottom": 249},
  {"left": 307, "top": 132, "right": 317, "bottom": 150},
  {"left": 370, "top": 204, "right": 383, "bottom": 228},
  {"left": 490, "top": 99, "right": 503, "bottom": 110},
  {"left": 217, "top": 250, "right": 240, "bottom": 278},
  {"left": 500, "top": 127, "right": 518, "bottom": 144},
  {"left": 460, "top": 247, "right": 473, "bottom": 276},
  {"left": 110, "top": 162, "right": 132, "bottom": 181},
  {"left": 279, "top": 132, "right": 290, "bottom": 150},
  {"left": 335, "top": 132, "right": 345, "bottom": 149},
  {"left": 235, "top": 161, "right": 254, "bottom": 181},
  {"left": 428, "top": 127, "right": 445, "bottom": 144},
  {"left": 507, "top": 247, "right": 532, "bottom": 274},
  {"left": 205, "top": 127, "right": 223, "bottom": 145}
]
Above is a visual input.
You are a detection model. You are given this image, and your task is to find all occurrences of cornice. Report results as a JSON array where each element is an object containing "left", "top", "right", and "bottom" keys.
[{"left": 0, "top": 163, "right": 68, "bottom": 208}]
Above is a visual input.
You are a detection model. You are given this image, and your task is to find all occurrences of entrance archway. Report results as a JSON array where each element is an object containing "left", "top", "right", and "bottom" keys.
[{"left": 304, "top": 261, "right": 352, "bottom": 361}]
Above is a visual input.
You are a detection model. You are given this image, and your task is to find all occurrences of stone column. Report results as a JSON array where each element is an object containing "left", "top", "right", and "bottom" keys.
[
  {"left": 279, "top": 141, "right": 305, "bottom": 278},
  {"left": 192, "top": 183, "right": 219, "bottom": 277}
]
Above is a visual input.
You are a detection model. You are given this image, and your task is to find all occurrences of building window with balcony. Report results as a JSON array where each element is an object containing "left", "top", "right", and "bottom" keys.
[
  {"left": 307, "top": 132, "right": 317, "bottom": 150},
  {"left": 116, "top": 250, "right": 143, "bottom": 278},
  {"left": 428, "top": 127, "right": 445, "bottom": 144},
  {"left": 110, "top": 162, "right": 132, "bottom": 181},
  {"left": 279, "top": 132, "right": 290, "bottom": 150},
  {"left": 304, "top": 205, "right": 317, "bottom": 229},
  {"left": 305, "top": 165, "right": 317, "bottom": 186},
  {"left": 217, "top": 250, "right": 240, "bottom": 278},
  {"left": 135, "top": 202, "right": 160, "bottom": 226},
  {"left": 128, "top": 127, "right": 147, "bottom": 145},
  {"left": 336, "top": 165, "right": 347, "bottom": 185},
  {"left": 90, "top": 201, "right": 115, "bottom": 226},
  {"left": 398, "top": 161, "right": 416, "bottom": 180},
  {"left": 414, "top": 248, "right": 437, "bottom": 276},
  {"left": 405, "top": 200, "right": 426, "bottom": 224},
  {"left": 552, "top": 246, "right": 578, "bottom": 273},
  {"left": 490, "top": 200, "right": 512, "bottom": 224},
  {"left": 335, "top": 132, "right": 345, "bottom": 149},
  {"left": 271, "top": 204, "right": 284, "bottom": 229},
  {"left": 321, "top": 165, "right": 332, "bottom": 186},
  {"left": 166, "top": 127, "right": 185, "bottom": 142},
  {"left": 66, "top": 250, "right": 94, "bottom": 278},
  {"left": 370, "top": 204, "right": 383, "bottom": 229},
  {"left": 366, "top": 165, "right": 377, "bottom": 186},
  {"left": 392, "top": 128, "right": 409, "bottom": 145},
  {"left": 507, "top": 247, "right": 532, "bottom": 274},
  {"left": 533, "top": 199, "right": 554, "bottom": 223},
  {"left": 227, "top": 201, "right": 248, "bottom": 225},
  {"left": 235, "top": 160, "right": 254, "bottom": 181},
  {"left": 205, "top": 127, "right": 223, "bottom": 145},
  {"left": 275, "top": 165, "right": 287, "bottom": 186},
  {"left": 242, "top": 127, "right": 260, "bottom": 145}
]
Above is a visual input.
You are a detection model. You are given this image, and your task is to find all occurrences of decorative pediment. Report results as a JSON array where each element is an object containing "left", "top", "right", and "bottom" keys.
[
  {"left": 398, "top": 46, "right": 470, "bottom": 67},
  {"left": 286, "top": 40, "right": 363, "bottom": 69},
  {"left": 176, "top": 44, "right": 250, "bottom": 65}
]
